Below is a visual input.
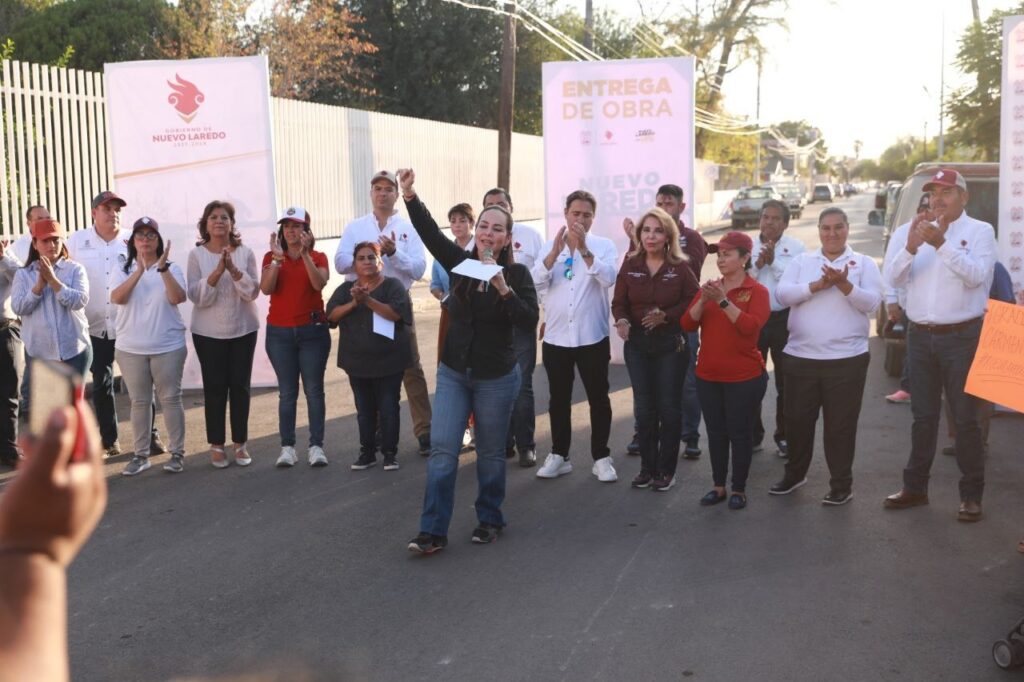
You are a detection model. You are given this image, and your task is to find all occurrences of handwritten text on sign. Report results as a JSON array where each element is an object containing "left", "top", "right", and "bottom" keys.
[{"left": 965, "top": 299, "right": 1024, "bottom": 412}]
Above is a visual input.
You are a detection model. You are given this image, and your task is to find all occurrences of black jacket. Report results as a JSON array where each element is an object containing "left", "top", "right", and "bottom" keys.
[{"left": 405, "top": 195, "right": 538, "bottom": 378}]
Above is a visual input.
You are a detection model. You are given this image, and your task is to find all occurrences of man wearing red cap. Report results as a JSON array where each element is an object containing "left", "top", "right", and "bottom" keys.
[
  {"left": 883, "top": 169, "right": 996, "bottom": 522},
  {"left": 334, "top": 171, "right": 431, "bottom": 455},
  {"left": 67, "top": 191, "right": 164, "bottom": 457}
]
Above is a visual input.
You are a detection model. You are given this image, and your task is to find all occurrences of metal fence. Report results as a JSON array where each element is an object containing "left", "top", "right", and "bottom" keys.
[{"left": 1, "top": 59, "right": 546, "bottom": 239}]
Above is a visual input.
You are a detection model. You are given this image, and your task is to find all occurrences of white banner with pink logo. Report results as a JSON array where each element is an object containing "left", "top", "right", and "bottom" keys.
[
  {"left": 1001, "top": 16, "right": 1024, "bottom": 305},
  {"left": 541, "top": 57, "right": 695, "bottom": 361},
  {"left": 104, "top": 56, "right": 278, "bottom": 388}
]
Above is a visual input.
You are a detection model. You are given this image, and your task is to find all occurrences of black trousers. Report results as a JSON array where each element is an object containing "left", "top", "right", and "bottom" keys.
[
  {"left": 782, "top": 352, "right": 870, "bottom": 494},
  {"left": 542, "top": 337, "right": 612, "bottom": 461},
  {"left": 754, "top": 308, "right": 789, "bottom": 444},
  {"left": 0, "top": 321, "right": 21, "bottom": 463},
  {"left": 192, "top": 332, "right": 258, "bottom": 444}
]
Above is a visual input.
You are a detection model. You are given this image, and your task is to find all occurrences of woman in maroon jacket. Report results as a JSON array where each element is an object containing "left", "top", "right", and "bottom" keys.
[
  {"left": 612, "top": 208, "right": 699, "bottom": 492},
  {"left": 681, "top": 231, "right": 770, "bottom": 510}
]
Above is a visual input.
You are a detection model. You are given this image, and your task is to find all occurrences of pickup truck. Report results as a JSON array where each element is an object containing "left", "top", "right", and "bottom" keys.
[{"left": 728, "top": 186, "right": 783, "bottom": 229}]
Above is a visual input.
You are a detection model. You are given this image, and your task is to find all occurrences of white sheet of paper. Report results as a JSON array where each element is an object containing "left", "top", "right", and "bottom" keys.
[
  {"left": 373, "top": 313, "right": 395, "bottom": 340},
  {"left": 451, "top": 258, "right": 502, "bottom": 282}
]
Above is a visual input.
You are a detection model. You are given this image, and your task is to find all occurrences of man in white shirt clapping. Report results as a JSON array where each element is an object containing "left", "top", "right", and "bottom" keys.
[
  {"left": 532, "top": 190, "right": 619, "bottom": 483},
  {"left": 882, "top": 169, "right": 996, "bottom": 523},
  {"left": 750, "top": 199, "right": 805, "bottom": 458},
  {"left": 335, "top": 171, "right": 432, "bottom": 456},
  {"left": 482, "top": 188, "right": 543, "bottom": 468}
]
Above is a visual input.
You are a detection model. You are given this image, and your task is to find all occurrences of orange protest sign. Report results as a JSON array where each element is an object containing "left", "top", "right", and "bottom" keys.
[{"left": 965, "top": 299, "right": 1024, "bottom": 412}]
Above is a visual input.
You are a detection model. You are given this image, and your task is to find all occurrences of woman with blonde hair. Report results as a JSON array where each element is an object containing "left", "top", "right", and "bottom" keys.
[{"left": 612, "top": 207, "right": 698, "bottom": 491}]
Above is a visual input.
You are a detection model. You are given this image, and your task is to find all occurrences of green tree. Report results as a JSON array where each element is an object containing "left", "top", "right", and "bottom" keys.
[
  {"left": 661, "top": 0, "right": 789, "bottom": 157},
  {"left": 4, "top": 0, "right": 173, "bottom": 69},
  {"left": 946, "top": 1, "right": 1024, "bottom": 161}
]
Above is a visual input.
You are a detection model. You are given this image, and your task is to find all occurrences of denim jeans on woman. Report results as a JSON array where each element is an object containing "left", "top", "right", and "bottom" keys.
[
  {"left": 697, "top": 372, "right": 768, "bottom": 492},
  {"left": 624, "top": 332, "right": 688, "bottom": 479},
  {"left": 349, "top": 372, "right": 404, "bottom": 457},
  {"left": 419, "top": 362, "right": 521, "bottom": 537},
  {"left": 265, "top": 322, "right": 331, "bottom": 448}
]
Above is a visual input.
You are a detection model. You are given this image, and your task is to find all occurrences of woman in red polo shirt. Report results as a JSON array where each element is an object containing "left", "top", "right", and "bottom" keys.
[
  {"left": 259, "top": 206, "right": 331, "bottom": 469},
  {"left": 681, "top": 231, "right": 770, "bottom": 510}
]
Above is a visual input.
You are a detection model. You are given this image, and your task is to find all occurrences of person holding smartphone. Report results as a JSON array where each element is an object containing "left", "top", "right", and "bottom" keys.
[
  {"left": 259, "top": 207, "right": 331, "bottom": 469},
  {"left": 110, "top": 217, "right": 188, "bottom": 476},
  {"left": 11, "top": 219, "right": 92, "bottom": 379}
]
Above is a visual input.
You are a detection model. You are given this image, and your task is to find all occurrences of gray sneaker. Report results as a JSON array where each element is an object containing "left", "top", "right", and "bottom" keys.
[
  {"left": 163, "top": 454, "right": 184, "bottom": 473},
  {"left": 121, "top": 456, "right": 150, "bottom": 477}
]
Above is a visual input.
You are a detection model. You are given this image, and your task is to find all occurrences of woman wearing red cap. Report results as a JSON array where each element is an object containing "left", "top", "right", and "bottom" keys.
[
  {"left": 681, "top": 231, "right": 770, "bottom": 509},
  {"left": 259, "top": 207, "right": 331, "bottom": 469},
  {"left": 110, "top": 217, "right": 188, "bottom": 477},
  {"left": 612, "top": 207, "right": 699, "bottom": 491},
  {"left": 11, "top": 219, "right": 92, "bottom": 377}
]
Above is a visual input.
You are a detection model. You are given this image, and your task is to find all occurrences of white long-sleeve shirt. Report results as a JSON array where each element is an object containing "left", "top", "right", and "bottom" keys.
[
  {"left": 66, "top": 226, "right": 131, "bottom": 338},
  {"left": 776, "top": 246, "right": 882, "bottom": 360},
  {"left": 884, "top": 211, "right": 996, "bottom": 325},
  {"left": 881, "top": 221, "right": 911, "bottom": 309},
  {"left": 186, "top": 244, "right": 261, "bottom": 339},
  {"left": 511, "top": 222, "right": 544, "bottom": 271},
  {"left": 0, "top": 251, "right": 22, "bottom": 319},
  {"left": 334, "top": 212, "right": 426, "bottom": 290},
  {"left": 750, "top": 232, "right": 805, "bottom": 312},
  {"left": 531, "top": 233, "right": 618, "bottom": 348}
]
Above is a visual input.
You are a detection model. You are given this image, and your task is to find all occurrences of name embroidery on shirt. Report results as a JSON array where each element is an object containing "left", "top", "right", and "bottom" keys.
[
  {"left": 627, "top": 271, "right": 646, "bottom": 278},
  {"left": 663, "top": 269, "right": 678, "bottom": 280}
]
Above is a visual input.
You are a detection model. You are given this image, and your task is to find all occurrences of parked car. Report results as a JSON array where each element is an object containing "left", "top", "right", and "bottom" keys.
[
  {"left": 868, "top": 162, "right": 999, "bottom": 376},
  {"left": 810, "top": 184, "right": 834, "bottom": 203},
  {"left": 765, "top": 182, "right": 805, "bottom": 219},
  {"left": 728, "top": 186, "right": 783, "bottom": 229}
]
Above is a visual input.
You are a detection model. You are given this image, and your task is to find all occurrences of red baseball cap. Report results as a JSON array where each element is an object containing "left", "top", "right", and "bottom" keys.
[
  {"left": 922, "top": 169, "right": 967, "bottom": 192},
  {"left": 30, "top": 218, "right": 64, "bottom": 240},
  {"left": 92, "top": 190, "right": 126, "bottom": 209},
  {"left": 708, "top": 231, "right": 754, "bottom": 253},
  {"left": 277, "top": 206, "right": 311, "bottom": 226}
]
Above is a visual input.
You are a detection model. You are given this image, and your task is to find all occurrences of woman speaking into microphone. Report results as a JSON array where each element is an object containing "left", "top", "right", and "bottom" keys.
[{"left": 397, "top": 168, "right": 538, "bottom": 553}]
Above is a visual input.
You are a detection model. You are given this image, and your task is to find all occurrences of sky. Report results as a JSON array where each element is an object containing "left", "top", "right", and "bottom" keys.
[{"left": 575, "top": 0, "right": 1020, "bottom": 160}]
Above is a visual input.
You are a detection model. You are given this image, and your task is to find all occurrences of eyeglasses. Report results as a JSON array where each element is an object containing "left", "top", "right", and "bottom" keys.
[
  {"left": 563, "top": 256, "right": 574, "bottom": 280},
  {"left": 134, "top": 231, "right": 159, "bottom": 241}
]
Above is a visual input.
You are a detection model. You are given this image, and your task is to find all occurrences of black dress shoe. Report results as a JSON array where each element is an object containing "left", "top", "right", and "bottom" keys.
[
  {"left": 682, "top": 438, "right": 701, "bottom": 460},
  {"left": 626, "top": 434, "right": 640, "bottom": 456}
]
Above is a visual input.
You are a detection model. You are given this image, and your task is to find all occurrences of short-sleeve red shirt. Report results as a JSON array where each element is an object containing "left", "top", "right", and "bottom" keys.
[{"left": 262, "top": 250, "right": 328, "bottom": 327}]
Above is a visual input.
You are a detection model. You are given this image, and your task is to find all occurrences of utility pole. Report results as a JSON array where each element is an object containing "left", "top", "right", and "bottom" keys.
[
  {"left": 754, "top": 53, "right": 762, "bottom": 186},
  {"left": 498, "top": 1, "right": 517, "bottom": 190},
  {"left": 584, "top": 0, "right": 593, "bottom": 51},
  {"left": 938, "top": 9, "right": 946, "bottom": 159}
]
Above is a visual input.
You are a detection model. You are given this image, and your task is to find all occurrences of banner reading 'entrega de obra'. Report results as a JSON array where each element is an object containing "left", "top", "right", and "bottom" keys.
[{"left": 104, "top": 56, "right": 278, "bottom": 388}]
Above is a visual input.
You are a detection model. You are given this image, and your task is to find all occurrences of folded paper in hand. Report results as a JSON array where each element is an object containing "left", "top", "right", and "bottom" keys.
[{"left": 451, "top": 259, "right": 502, "bottom": 282}]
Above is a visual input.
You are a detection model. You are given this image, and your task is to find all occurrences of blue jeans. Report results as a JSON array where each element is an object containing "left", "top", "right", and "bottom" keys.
[
  {"left": 624, "top": 334, "right": 687, "bottom": 478},
  {"left": 681, "top": 330, "right": 701, "bottom": 442},
  {"left": 265, "top": 323, "right": 331, "bottom": 447},
  {"left": 903, "top": 320, "right": 985, "bottom": 501},
  {"left": 506, "top": 326, "right": 536, "bottom": 453},
  {"left": 697, "top": 372, "right": 768, "bottom": 492},
  {"left": 349, "top": 372, "right": 404, "bottom": 456},
  {"left": 419, "top": 363, "right": 521, "bottom": 536}
]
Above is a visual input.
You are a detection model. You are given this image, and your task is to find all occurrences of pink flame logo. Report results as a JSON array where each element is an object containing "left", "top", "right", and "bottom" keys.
[{"left": 167, "top": 74, "right": 204, "bottom": 123}]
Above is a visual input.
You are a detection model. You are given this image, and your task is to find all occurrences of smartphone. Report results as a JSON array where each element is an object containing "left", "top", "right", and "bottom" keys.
[{"left": 29, "top": 360, "right": 88, "bottom": 462}]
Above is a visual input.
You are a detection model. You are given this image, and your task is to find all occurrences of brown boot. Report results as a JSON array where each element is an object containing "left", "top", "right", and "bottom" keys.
[{"left": 883, "top": 489, "right": 929, "bottom": 510}]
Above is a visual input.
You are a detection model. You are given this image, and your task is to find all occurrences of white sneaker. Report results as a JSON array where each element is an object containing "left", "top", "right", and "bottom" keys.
[
  {"left": 592, "top": 457, "right": 618, "bottom": 482},
  {"left": 308, "top": 445, "right": 328, "bottom": 467},
  {"left": 536, "top": 453, "right": 572, "bottom": 479},
  {"left": 275, "top": 446, "right": 297, "bottom": 467}
]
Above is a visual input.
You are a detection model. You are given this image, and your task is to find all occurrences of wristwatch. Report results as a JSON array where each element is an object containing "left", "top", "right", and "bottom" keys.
[
  {"left": 157, "top": 264, "right": 171, "bottom": 273},
  {"left": 578, "top": 248, "right": 593, "bottom": 259},
  {"left": 718, "top": 299, "right": 730, "bottom": 309}
]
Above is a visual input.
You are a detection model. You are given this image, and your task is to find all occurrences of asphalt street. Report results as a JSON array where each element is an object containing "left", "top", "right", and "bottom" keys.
[{"left": 15, "top": 194, "right": 1024, "bottom": 681}]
